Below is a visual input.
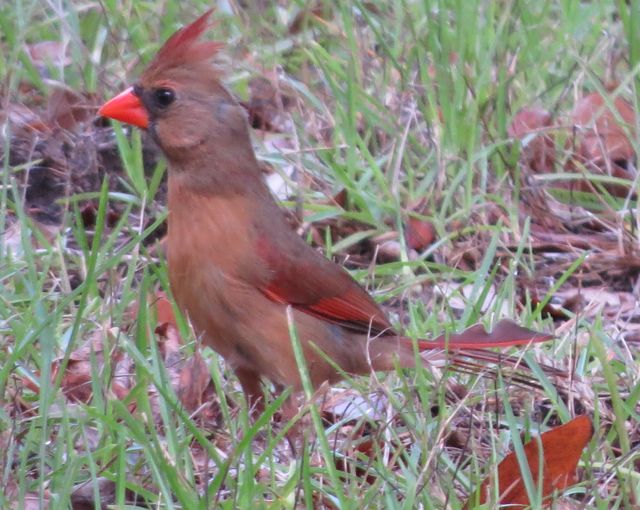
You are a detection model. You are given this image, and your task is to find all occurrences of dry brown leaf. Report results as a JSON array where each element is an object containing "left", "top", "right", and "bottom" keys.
[
  {"left": 70, "top": 477, "right": 116, "bottom": 509},
  {"left": 405, "top": 215, "right": 436, "bottom": 252},
  {"left": 0, "top": 101, "right": 50, "bottom": 134},
  {"left": 46, "top": 86, "right": 99, "bottom": 131},
  {"left": 16, "top": 493, "right": 50, "bottom": 510},
  {"left": 373, "top": 237, "right": 403, "bottom": 262},
  {"left": 571, "top": 90, "right": 635, "bottom": 164},
  {"left": 325, "top": 188, "right": 348, "bottom": 208},
  {"left": 509, "top": 107, "right": 556, "bottom": 173},
  {"left": 288, "top": 5, "right": 331, "bottom": 34},
  {"left": 151, "top": 300, "right": 219, "bottom": 422},
  {"left": 529, "top": 293, "right": 572, "bottom": 322},
  {"left": 320, "top": 390, "right": 394, "bottom": 484},
  {"left": 242, "top": 76, "right": 294, "bottom": 133},
  {"left": 568, "top": 90, "right": 636, "bottom": 198},
  {"left": 467, "top": 415, "right": 593, "bottom": 508},
  {"left": 153, "top": 291, "right": 179, "bottom": 329},
  {"left": 51, "top": 331, "right": 108, "bottom": 403},
  {"left": 177, "top": 349, "right": 212, "bottom": 412},
  {"left": 260, "top": 135, "right": 296, "bottom": 200},
  {"left": 26, "top": 40, "right": 71, "bottom": 69}
]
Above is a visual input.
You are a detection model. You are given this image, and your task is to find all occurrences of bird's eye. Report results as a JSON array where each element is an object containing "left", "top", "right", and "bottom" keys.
[{"left": 153, "top": 88, "right": 175, "bottom": 108}]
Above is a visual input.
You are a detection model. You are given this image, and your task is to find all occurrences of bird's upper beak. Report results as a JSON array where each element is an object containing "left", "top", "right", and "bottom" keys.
[{"left": 98, "top": 87, "right": 149, "bottom": 129}]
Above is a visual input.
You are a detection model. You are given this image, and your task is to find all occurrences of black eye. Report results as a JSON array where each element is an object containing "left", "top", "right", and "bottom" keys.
[{"left": 153, "top": 88, "right": 175, "bottom": 108}]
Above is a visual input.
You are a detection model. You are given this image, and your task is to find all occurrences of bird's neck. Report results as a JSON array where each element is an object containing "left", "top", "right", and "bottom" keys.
[{"left": 166, "top": 139, "right": 270, "bottom": 199}]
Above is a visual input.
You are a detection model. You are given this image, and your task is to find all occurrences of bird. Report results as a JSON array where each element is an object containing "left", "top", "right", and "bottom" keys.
[{"left": 98, "top": 10, "right": 552, "bottom": 412}]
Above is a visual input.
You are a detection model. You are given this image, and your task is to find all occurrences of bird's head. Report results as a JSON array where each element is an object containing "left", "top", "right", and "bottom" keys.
[{"left": 99, "top": 10, "right": 250, "bottom": 164}]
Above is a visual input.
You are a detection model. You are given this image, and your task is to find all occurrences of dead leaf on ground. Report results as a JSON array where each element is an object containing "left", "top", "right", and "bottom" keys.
[
  {"left": 48, "top": 328, "right": 130, "bottom": 403},
  {"left": 26, "top": 40, "right": 71, "bottom": 70},
  {"left": 371, "top": 230, "right": 403, "bottom": 262},
  {"left": 319, "top": 188, "right": 348, "bottom": 209},
  {"left": 404, "top": 200, "right": 436, "bottom": 253},
  {"left": 466, "top": 415, "right": 593, "bottom": 508},
  {"left": 288, "top": 4, "right": 332, "bottom": 34},
  {"left": 528, "top": 292, "right": 572, "bottom": 322},
  {"left": 152, "top": 291, "right": 179, "bottom": 330},
  {"left": 21, "top": 289, "right": 218, "bottom": 417},
  {"left": 150, "top": 293, "right": 221, "bottom": 423},
  {"left": 509, "top": 107, "right": 556, "bottom": 173},
  {"left": 0, "top": 101, "right": 50, "bottom": 133},
  {"left": 405, "top": 215, "right": 436, "bottom": 252},
  {"left": 15, "top": 493, "right": 50, "bottom": 510},
  {"left": 46, "top": 85, "right": 99, "bottom": 132},
  {"left": 70, "top": 477, "right": 116, "bottom": 510},
  {"left": 177, "top": 349, "right": 214, "bottom": 413},
  {"left": 242, "top": 76, "right": 295, "bottom": 133},
  {"left": 260, "top": 135, "right": 297, "bottom": 200},
  {"left": 567, "top": 89, "right": 637, "bottom": 198}
]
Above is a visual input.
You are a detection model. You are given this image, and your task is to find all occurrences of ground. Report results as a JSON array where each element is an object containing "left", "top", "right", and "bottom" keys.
[{"left": 0, "top": 1, "right": 639, "bottom": 508}]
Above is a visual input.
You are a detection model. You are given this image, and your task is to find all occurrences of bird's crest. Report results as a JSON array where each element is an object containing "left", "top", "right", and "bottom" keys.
[{"left": 143, "top": 9, "right": 224, "bottom": 81}]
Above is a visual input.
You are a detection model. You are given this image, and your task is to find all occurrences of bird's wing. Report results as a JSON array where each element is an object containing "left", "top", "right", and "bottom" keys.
[
  {"left": 255, "top": 234, "right": 394, "bottom": 336},
  {"left": 254, "top": 235, "right": 552, "bottom": 349}
]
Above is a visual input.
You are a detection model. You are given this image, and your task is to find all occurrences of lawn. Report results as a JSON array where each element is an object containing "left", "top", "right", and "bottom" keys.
[{"left": 1, "top": 1, "right": 639, "bottom": 508}]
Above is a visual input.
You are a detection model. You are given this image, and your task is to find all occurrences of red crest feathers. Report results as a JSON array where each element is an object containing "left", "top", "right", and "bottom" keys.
[{"left": 143, "top": 9, "right": 224, "bottom": 78}]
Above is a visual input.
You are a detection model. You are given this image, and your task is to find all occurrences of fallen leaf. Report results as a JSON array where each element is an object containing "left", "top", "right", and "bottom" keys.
[
  {"left": 528, "top": 292, "right": 572, "bottom": 322},
  {"left": 467, "top": 415, "right": 593, "bottom": 508},
  {"left": 405, "top": 208, "right": 436, "bottom": 252},
  {"left": 153, "top": 291, "right": 178, "bottom": 329},
  {"left": 571, "top": 90, "right": 635, "bottom": 164},
  {"left": 288, "top": 4, "right": 331, "bottom": 34},
  {"left": 156, "top": 321, "right": 183, "bottom": 370},
  {"left": 242, "top": 76, "right": 294, "bottom": 133},
  {"left": 128, "top": 291, "right": 179, "bottom": 337},
  {"left": 26, "top": 40, "right": 71, "bottom": 69},
  {"left": 509, "top": 107, "right": 556, "bottom": 173},
  {"left": 327, "top": 188, "right": 348, "bottom": 208},
  {"left": 51, "top": 332, "right": 107, "bottom": 403},
  {"left": 0, "top": 101, "right": 49, "bottom": 134},
  {"left": 177, "top": 349, "right": 212, "bottom": 412},
  {"left": 71, "top": 477, "right": 116, "bottom": 509},
  {"left": 568, "top": 89, "right": 636, "bottom": 197},
  {"left": 46, "top": 86, "right": 99, "bottom": 131},
  {"left": 16, "top": 493, "right": 50, "bottom": 510},
  {"left": 151, "top": 302, "right": 220, "bottom": 423}
]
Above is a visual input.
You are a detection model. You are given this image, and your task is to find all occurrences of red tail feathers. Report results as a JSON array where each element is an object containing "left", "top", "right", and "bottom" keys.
[{"left": 417, "top": 319, "right": 553, "bottom": 351}]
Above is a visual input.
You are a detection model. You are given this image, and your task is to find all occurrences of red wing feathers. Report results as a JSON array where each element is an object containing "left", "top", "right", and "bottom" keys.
[
  {"left": 255, "top": 237, "right": 550, "bottom": 349},
  {"left": 256, "top": 234, "right": 394, "bottom": 336}
]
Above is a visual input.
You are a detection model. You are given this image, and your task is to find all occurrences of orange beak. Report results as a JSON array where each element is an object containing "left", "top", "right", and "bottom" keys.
[{"left": 98, "top": 87, "right": 149, "bottom": 129}]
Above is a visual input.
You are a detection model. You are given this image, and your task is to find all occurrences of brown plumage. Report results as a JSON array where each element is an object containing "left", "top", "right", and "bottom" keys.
[{"left": 99, "top": 11, "right": 552, "bottom": 410}]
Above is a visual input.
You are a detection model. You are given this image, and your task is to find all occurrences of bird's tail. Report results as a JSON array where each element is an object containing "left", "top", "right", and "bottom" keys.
[
  {"left": 410, "top": 320, "right": 563, "bottom": 389},
  {"left": 415, "top": 319, "right": 553, "bottom": 350}
]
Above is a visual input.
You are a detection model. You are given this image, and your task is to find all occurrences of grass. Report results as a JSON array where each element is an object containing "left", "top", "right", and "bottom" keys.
[{"left": 1, "top": 0, "right": 639, "bottom": 508}]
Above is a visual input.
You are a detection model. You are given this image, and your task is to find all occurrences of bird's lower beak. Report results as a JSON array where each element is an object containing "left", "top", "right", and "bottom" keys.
[{"left": 98, "top": 87, "right": 149, "bottom": 129}]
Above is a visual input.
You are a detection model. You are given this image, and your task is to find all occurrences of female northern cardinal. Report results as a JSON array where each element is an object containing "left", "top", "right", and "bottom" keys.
[{"left": 99, "top": 11, "right": 551, "bottom": 409}]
